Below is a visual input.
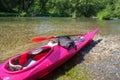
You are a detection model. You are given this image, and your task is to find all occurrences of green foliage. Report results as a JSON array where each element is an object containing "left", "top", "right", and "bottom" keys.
[
  {"left": 27, "top": 0, "right": 41, "bottom": 16},
  {"left": 0, "top": 0, "right": 120, "bottom": 19},
  {"left": 46, "top": 0, "right": 71, "bottom": 17},
  {"left": 97, "top": 10, "right": 111, "bottom": 20},
  {"left": 19, "top": 11, "right": 27, "bottom": 17},
  {"left": 97, "top": 0, "right": 120, "bottom": 19},
  {"left": 97, "top": 4, "right": 113, "bottom": 20},
  {"left": 113, "top": 0, "right": 120, "bottom": 18},
  {"left": 0, "top": 12, "right": 18, "bottom": 17}
]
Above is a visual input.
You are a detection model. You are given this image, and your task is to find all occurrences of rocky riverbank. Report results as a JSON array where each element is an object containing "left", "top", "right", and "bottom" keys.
[{"left": 82, "top": 34, "right": 120, "bottom": 80}]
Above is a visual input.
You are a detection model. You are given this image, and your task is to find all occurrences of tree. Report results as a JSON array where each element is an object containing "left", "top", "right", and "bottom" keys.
[
  {"left": 0, "top": 0, "right": 18, "bottom": 12},
  {"left": 113, "top": 0, "right": 120, "bottom": 18},
  {"left": 0, "top": 0, "right": 120, "bottom": 19}
]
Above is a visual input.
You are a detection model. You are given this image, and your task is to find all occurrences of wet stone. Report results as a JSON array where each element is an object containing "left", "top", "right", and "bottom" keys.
[{"left": 83, "top": 34, "right": 120, "bottom": 80}]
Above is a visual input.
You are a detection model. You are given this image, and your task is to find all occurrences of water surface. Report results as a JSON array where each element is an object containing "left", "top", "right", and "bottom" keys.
[{"left": 0, "top": 17, "right": 120, "bottom": 60}]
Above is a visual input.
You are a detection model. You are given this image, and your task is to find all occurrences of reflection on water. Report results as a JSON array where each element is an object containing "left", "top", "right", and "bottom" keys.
[{"left": 0, "top": 17, "right": 120, "bottom": 61}]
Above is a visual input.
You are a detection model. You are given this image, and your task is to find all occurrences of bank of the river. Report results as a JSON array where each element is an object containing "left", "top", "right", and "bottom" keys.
[{"left": 84, "top": 34, "right": 120, "bottom": 80}]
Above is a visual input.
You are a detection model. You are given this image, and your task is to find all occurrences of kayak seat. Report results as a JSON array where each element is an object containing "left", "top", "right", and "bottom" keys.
[
  {"left": 22, "top": 58, "right": 36, "bottom": 68},
  {"left": 8, "top": 47, "right": 51, "bottom": 71}
]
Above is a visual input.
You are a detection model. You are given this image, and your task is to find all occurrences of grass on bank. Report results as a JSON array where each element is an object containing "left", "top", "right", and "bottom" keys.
[{"left": 0, "top": 12, "right": 18, "bottom": 17}]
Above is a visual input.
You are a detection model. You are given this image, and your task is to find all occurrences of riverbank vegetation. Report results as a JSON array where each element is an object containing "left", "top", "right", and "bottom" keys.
[{"left": 0, "top": 0, "right": 120, "bottom": 20}]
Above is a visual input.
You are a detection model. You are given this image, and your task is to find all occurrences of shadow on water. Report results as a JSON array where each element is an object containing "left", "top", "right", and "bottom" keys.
[{"left": 39, "top": 39, "right": 102, "bottom": 80}]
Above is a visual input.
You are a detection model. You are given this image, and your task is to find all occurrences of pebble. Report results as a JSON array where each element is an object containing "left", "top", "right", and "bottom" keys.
[{"left": 81, "top": 34, "right": 120, "bottom": 80}]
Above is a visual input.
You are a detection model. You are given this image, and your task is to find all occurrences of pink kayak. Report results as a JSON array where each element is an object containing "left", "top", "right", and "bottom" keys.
[{"left": 0, "top": 29, "right": 98, "bottom": 80}]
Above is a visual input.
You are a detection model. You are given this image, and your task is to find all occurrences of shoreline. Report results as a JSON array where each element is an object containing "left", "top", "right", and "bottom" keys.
[{"left": 82, "top": 34, "right": 120, "bottom": 80}]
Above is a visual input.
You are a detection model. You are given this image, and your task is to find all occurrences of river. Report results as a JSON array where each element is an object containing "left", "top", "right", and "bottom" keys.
[{"left": 0, "top": 17, "right": 120, "bottom": 80}]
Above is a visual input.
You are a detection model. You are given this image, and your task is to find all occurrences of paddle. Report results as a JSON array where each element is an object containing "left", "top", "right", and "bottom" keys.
[
  {"left": 31, "top": 34, "right": 83, "bottom": 42},
  {"left": 31, "top": 36, "right": 55, "bottom": 42}
]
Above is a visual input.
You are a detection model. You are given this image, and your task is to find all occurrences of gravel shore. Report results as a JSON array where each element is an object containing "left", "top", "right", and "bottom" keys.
[{"left": 82, "top": 34, "right": 120, "bottom": 80}]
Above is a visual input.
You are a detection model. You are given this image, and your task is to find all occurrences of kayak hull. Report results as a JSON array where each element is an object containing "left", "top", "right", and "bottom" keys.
[{"left": 0, "top": 29, "right": 98, "bottom": 80}]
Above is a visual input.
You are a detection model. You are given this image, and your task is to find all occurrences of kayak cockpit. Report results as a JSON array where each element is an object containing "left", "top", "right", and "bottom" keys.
[
  {"left": 6, "top": 46, "right": 51, "bottom": 71},
  {"left": 5, "top": 36, "right": 85, "bottom": 71}
]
